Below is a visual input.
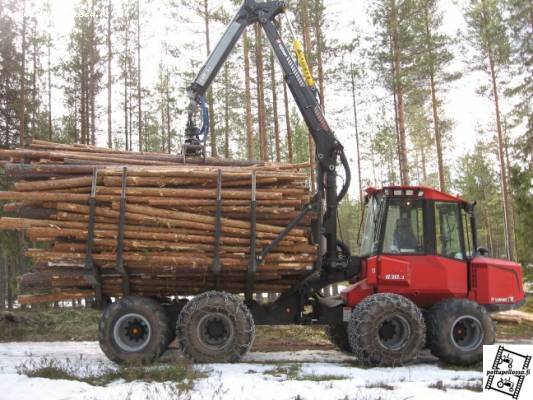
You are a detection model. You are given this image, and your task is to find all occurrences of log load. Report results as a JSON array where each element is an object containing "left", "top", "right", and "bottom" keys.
[{"left": 0, "top": 140, "right": 317, "bottom": 305}]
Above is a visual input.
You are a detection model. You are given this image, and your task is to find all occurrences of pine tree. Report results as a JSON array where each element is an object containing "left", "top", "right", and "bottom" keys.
[
  {"left": 88, "top": 0, "right": 95, "bottom": 145},
  {"left": 117, "top": 1, "right": 135, "bottom": 150},
  {"left": 349, "top": 61, "right": 364, "bottom": 205},
  {"left": 465, "top": 0, "right": 514, "bottom": 259},
  {"left": 370, "top": 0, "right": 419, "bottom": 185},
  {"left": 255, "top": 22, "right": 268, "bottom": 161},
  {"left": 283, "top": 82, "right": 293, "bottom": 163},
  {"left": 410, "top": 0, "right": 459, "bottom": 191},
  {"left": 106, "top": 0, "right": 112, "bottom": 148},
  {"left": 455, "top": 141, "right": 507, "bottom": 257},
  {"left": 45, "top": 0, "right": 53, "bottom": 140},
  {"left": 371, "top": 107, "right": 400, "bottom": 185},
  {"left": 19, "top": 0, "right": 27, "bottom": 147},
  {"left": 269, "top": 50, "right": 280, "bottom": 162},
  {"left": 312, "top": 0, "right": 326, "bottom": 106},
  {"left": 136, "top": 0, "right": 143, "bottom": 151},
  {"left": 243, "top": 29, "right": 254, "bottom": 160},
  {"left": 503, "top": 0, "right": 532, "bottom": 130},
  {"left": 503, "top": 0, "right": 532, "bottom": 269},
  {"left": 299, "top": 0, "right": 316, "bottom": 190}
]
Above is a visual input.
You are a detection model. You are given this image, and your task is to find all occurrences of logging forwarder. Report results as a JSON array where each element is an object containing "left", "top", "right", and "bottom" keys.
[{"left": 96, "top": 0, "right": 525, "bottom": 368}]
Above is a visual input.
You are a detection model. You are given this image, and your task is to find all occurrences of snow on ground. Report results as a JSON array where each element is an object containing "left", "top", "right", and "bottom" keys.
[{"left": 0, "top": 341, "right": 484, "bottom": 400}]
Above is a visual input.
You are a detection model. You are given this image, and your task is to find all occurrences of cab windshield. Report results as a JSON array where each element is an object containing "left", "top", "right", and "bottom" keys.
[{"left": 359, "top": 195, "right": 381, "bottom": 256}]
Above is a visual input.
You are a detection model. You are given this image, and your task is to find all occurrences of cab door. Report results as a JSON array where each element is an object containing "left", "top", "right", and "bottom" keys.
[
  {"left": 425, "top": 201, "right": 469, "bottom": 299},
  {"left": 376, "top": 199, "right": 468, "bottom": 305}
]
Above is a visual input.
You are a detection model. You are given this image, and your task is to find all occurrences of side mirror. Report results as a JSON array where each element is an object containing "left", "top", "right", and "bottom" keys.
[
  {"left": 464, "top": 202, "right": 476, "bottom": 214},
  {"left": 476, "top": 247, "right": 489, "bottom": 257}
]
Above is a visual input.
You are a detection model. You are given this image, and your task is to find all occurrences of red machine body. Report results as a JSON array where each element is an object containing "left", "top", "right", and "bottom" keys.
[{"left": 340, "top": 186, "right": 525, "bottom": 312}]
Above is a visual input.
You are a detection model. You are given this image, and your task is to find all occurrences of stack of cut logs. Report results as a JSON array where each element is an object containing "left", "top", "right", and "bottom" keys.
[{"left": 0, "top": 140, "right": 317, "bottom": 305}]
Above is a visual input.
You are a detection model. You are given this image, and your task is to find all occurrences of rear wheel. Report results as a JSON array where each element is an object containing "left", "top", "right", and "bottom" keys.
[
  {"left": 176, "top": 291, "right": 255, "bottom": 363},
  {"left": 348, "top": 293, "right": 425, "bottom": 366},
  {"left": 325, "top": 323, "right": 351, "bottom": 352},
  {"left": 98, "top": 296, "right": 171, "bottom": 364},
  {"left": 426, "top": 298, "right": 494, "bottom": 365}
]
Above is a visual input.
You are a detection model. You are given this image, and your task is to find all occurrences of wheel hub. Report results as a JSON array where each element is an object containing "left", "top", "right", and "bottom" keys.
[
  {"left": 450, "top": 316, "right": 484, "bottom": 351},
  {"left": 377, "top": 315, "right": 411, "bottom": 351},
  {"left": 379, "top": 320, "right": 397, "bottom": 341},
  {"left": 204, "top": 317, "right": 228, "bottom": 343},
  {"left": 197, "top": 312, "right": 234, "bottom": 348},
  {"left": 113, "top": 313, "right": 152, "bottom": 352},
  {"left": 125, "top": 319, "right": 148, "bottom": 342}
]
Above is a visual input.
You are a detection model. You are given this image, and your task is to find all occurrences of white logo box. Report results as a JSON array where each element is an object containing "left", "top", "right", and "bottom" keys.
[{"left": 483, "top": 345, "right": 532, "bottom": 399}]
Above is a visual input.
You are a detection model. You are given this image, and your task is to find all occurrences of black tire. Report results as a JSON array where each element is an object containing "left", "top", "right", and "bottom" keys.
[
  {"left": 348, "top": 293, "right": 425, "bottom": 367},
  {"left": 325, "top": 323, "right": 351, "bottom": 352},
  {"left": 98, "top": 296, "right": 171, "bottom": 364},
  {"left": 176, "top": 291, "right": 255, "bottom": 363},
  {"left": 426, "top": 298, "right": 495, "bottom": 365}
]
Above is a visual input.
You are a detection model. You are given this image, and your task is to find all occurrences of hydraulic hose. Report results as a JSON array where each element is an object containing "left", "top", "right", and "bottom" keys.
[
  {"left": 337, "top": 150, "right": 351, "bottom": 204},
  {"left": 198, "top": 96, "right": 209, "bottom": 145},
  {"left": 336, "top": 239, "right": 351, "bottom": 258}
]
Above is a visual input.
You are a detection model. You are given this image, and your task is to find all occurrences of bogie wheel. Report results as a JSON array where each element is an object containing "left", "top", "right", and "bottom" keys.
[
  {"left": 98, "top": 296, "right": 171, "bottom": 364},
  {"left": 426, "top": 298, "right": 495, "bottom": 365},
  {"left": 325, "top": 323, "right": 351, "bottom": 352},
  {"left": 176, "top": 291, "right": 255, "bottom": 363},
  {"left": 348, "top": 293, "right": 425, "bottom": 366}
]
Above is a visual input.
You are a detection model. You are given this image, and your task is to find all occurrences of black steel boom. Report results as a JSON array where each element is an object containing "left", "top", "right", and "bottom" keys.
[{"left": 184, "top": 0, "right": 351, "bottom": 271}]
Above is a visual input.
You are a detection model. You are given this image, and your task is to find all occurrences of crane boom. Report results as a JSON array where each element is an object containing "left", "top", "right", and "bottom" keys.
[{"left": 183, "top": 0, "right": 351, "bottom": 270}]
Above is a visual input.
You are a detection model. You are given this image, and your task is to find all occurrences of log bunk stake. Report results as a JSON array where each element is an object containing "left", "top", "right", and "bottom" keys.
[
  {"left": 83, "top": 169, "right": 103, "bottom": 308},
  {"left": 212, "top": 169, "right": 222, "bottom": 290},
  {"left": 246, "top": 171, "right": 257, "bottom": 303},
  {"left": 115, "top": 167, "right": 130, "bottom": 297}
]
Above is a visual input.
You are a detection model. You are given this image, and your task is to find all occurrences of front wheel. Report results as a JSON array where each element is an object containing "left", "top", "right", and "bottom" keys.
[
  {"left": 98, "top": 296, "right": 171, "bottom": 364},
  {"left": 426, "top": 298, "right": 495, "bottom": 365},
  {"left": 348, "top": 293, "right": 426, "bottom": 366}
]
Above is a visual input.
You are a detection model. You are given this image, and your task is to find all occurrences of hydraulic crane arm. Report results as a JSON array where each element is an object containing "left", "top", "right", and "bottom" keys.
[{"left": 184, "top": 0, "right": 351, "bottom": 268}]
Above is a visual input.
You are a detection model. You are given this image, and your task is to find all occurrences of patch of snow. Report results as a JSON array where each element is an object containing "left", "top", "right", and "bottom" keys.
[
  {"left": 0, "top": 342, "right": 485, "bottom": 400},
  {"left": 242, "top": 349, "right": 355, "bottom": 363}
]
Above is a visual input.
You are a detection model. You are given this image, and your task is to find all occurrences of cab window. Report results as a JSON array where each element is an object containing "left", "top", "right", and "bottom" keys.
[
  {"left": 382, "top": 198, "right": 424, "bottom": 254},
  {"left": 462, "top": 208, "right": 474, "bottom": 258},
  {"left": 435, "top": 202, "right": 464, "bottom": 260},
  {"left": 359, "top": 195, "right": 381, "bottom": 256}
]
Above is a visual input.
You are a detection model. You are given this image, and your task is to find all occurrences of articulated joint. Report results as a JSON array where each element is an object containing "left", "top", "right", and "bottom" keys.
[{"left": 244, "top": 0, "right": 287, "bottom": 24}]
